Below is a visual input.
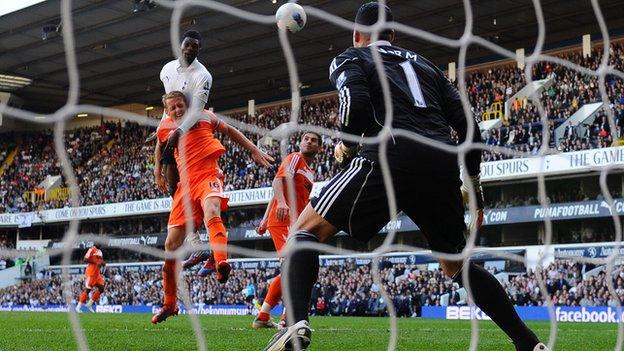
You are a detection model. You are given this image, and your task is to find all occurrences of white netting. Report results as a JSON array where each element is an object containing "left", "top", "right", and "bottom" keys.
[{"left": 0, "top": 0, "right": 623, "bottom": 350}]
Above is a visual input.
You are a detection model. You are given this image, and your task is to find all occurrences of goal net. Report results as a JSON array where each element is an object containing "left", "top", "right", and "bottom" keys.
[{"left": 0, "top": 0, "right": 623, "bottom": 350}]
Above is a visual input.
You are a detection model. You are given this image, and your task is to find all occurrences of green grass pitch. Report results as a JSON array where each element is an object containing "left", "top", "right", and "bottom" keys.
[{"left": 0, "top": 311, "right": 617, "bottom": 350}]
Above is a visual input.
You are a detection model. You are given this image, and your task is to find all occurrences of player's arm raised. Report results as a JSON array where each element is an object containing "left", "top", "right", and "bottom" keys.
[
  {"left": 215, "top": 117, "right": 275, "bottom": 167},
  {"left": 329, "top": 54, "right": 373, "bottom": 165}
]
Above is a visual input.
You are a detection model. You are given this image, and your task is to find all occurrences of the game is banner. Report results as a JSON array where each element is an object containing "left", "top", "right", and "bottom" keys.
[
  {"left": 480, "top": 146, "right": 624, "bottom": 180},
  {"left": 423, "top": 306, "right": 624, "bottom": 323},
  {"left": 0, "top": 181, "right": 328, "bottom": 227}
]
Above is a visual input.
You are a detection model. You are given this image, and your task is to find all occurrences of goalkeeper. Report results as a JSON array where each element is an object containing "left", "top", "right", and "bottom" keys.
[{"left": 263, "top": 2, "right": 547, "bottom": 351}]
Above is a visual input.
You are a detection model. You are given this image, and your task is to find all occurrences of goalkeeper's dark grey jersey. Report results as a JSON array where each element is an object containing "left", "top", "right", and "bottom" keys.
[{"left": 329, "top": 40, "right": 481, "bottom": 177}]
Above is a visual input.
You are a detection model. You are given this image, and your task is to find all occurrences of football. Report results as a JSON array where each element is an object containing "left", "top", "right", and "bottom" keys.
[{"left": 275, "top": 3, "right": 307, "bottom": 33}]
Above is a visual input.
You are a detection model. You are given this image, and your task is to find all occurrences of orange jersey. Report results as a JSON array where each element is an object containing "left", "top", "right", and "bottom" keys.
[
  {"left": 157, "top": 111, "right": 226, "bottom": 177},
  {"left": 84, "top": 246, "right": 103, "bottom": 277},
  {"left": 267, "top": 152, "right": 314, "bottom": 227}
]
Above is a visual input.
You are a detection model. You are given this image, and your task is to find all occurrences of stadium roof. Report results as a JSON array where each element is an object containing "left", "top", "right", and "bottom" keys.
[{"left": 0, "top": 0, "right": 622, "bottom": 114}]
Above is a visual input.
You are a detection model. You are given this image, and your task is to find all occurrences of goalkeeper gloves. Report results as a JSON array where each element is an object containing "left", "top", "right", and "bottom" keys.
[
  {"left": 461, "top": 174, "right": 485, "bottom": 232},
  {"left": 334, "top": 141, "right": 359, "bottom": 168}
]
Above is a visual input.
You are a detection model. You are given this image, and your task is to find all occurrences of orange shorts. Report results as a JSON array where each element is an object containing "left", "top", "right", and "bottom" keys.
[
  {"left": 268, "top": 226, "right": 289, "bottom": 253},
  {"left": 84, "top": 274, "right": 105, "bottom": 289},
  {"left": 168, "top": 171, "right": 229, "bottom": 230}
]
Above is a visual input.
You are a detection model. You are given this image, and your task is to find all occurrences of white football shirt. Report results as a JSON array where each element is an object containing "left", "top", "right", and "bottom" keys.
[{"left": 160, "top": 57, "right": 213, "bottom": 131}]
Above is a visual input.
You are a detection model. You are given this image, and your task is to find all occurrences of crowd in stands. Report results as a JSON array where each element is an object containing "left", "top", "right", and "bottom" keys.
[
  {"left": 2, "top": 43, "right": 624, "bottom": 213},
  {"left": 505, "top": 260, "right": 624, "bottom": 307},
  {"left": 484, "top": 187, "right": 623, "bottom": 208},
  {"left": 221, "top": 98, "right": 340, "bottom": 191},
  {"left": 0, "top": 234, "right": 15, "bottom": 270},
  {"left": 77, "top": 122, "right": 159, "bottom": 206},
  {"left": 0, "top": 98, "right": 340, "bottom": 213},
  {"left": 1, "top": 260, "right": 622, "bottom": 316},
  {"left": 477, "top": 42, "right": 624, "bottom": 161},
  {"left": 0, "top": 123, "right": 119, "bottom": 213}
]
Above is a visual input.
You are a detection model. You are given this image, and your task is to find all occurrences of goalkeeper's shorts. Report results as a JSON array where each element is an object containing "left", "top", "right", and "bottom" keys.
[{"left": 310, "top": 156, "right": 467, "bottom": 255}]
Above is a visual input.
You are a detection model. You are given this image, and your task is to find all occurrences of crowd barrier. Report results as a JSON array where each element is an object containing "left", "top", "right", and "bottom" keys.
[
  {"left": 2, "top": 304, "right": 622, "bottom": 323},
  {"left": 422, "top": 306, "right": 624, "bottom": 323},
  {"left": 0, "top": 304, "right": 283, "bottom": 316}
]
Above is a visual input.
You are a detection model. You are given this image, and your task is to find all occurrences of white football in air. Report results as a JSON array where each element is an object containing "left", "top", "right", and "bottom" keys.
[{"left": 276, "top": 3, "right": 307, "bottom": 33}]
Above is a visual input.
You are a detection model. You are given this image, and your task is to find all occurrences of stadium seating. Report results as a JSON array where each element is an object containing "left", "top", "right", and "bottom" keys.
[
  {"left": 479, "top": 42, "right": 624, "bottom": 160},
  {"left": 504, "top": 260, "right": 624, "bottom": 308},
  {"left": 0, "top": 234, "right": 15, "bottom": 271},
  {"left": 1, "top": 43, "right": 623, "bottom": 212}
]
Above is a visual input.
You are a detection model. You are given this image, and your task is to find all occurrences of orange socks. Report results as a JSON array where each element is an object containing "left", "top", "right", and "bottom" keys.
[
  {"left": 207, "top": 217, "right": 227, "bottom": 262},
  {"left": 258, "top": 275, "right": 282, "bottom": 321},
  {"left": 265, "top": 275, "right": 282, "bottom": 308},
  {"left": 163, "top": 259, "right": 177, "bottom": 306},
  {"left": 79, "top": 291, "right": 88, "bottom": 304},
  {"left": 92, "top": 290, "right": 101, "bottom": 303}
]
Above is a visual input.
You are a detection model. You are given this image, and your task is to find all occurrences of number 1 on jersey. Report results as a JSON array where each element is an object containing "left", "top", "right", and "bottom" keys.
[{"left": 399, "top": 60, "right": 427, "bottom": 108}]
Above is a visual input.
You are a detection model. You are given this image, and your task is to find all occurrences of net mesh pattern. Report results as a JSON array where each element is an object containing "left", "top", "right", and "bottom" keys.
[{"left": 0, "top": 0, "right": 623, "bottom": 350}]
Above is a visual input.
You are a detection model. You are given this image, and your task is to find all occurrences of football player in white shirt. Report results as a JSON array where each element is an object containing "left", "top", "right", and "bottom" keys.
[
  {"left": 153, "top": 30, "right": 214, "bottom": 273},
  {"left": 159, "top": 30, "right": 212, "bottom": 136}
]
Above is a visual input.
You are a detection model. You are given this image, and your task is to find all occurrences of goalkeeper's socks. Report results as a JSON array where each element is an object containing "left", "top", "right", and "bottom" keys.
[
  {"left": 454, "top": 263, "right": 540, "bottom": 350},
  {"left": 283, "top": 231, "right": 319, "bottom": 324}
]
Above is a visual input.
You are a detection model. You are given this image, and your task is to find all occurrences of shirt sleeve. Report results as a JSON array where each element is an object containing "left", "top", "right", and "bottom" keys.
[
  {"left": 177, "top": 72, "right": 213, "bottom": 133},
  {"left": 156, "top": 117, "right": 174, "bottom": 143},
  {"left": 276, "top": 153, "right": 298, "bottom": 178},
  {"left": 329, "top": 51, "right": 373, "bottom": 148},
  {"left": 84, "top": 248, "right": 92, "bottom": 262},
  {"left": 194, "top": 71, "right": 212, "bottom": 104},
  {"left": 159, "top": 65, "right": 165, "bottom": 83},
  {"left": 205, "top": 110, "right": 224, "bottom": 132}
]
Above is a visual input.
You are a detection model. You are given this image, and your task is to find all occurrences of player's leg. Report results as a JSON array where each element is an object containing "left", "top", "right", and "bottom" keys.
[
  {"left": 263, "top": 205, "right": 336, "bottom": 351},
  {"left": 201, "top": 195, "right": 230, "bottom": 283},
  {"left": 404, "top": 179, "right": 545, "bottom": 351},
  {"left": 182, "top": 231, "right": 213, "bottom": 270},
  {"left": 162, "top": 160, "right": 212, "bottom": 270},
  {"left": 254, "top": 226, "right": 288, "bottom": 329},
  {"left": 86, "top": 278, "right": 105, "bottom": 312},
  {"left": 442, "top": 260, "right": 545, "bottom": 351},
  {"left": 76, "top": 281, "right": 91, "bottom": 312},
  {"left": 264, "top": 157, "right": 391, "bottom": 351},
  {"left": 151, "top": 223, "right": 185, "bottom": 324}
]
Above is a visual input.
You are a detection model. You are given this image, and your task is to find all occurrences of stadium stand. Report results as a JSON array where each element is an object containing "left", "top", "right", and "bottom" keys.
[
  {"left": 1, "top": 43, "right": 623, "bottom": 212},
  {"left": 480, "top": 42, "right": 624, "bottom": 160},
  {"left": 0, "top": 234, "right": 15, "bottom": 271},
  {"left": 0, "top": 98, "right": 340, "bottom": 212}
]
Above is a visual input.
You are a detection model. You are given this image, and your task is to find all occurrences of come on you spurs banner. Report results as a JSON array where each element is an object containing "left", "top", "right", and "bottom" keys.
[{"left": 1, "top": 147, "right": 624, "bottom": 227}]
